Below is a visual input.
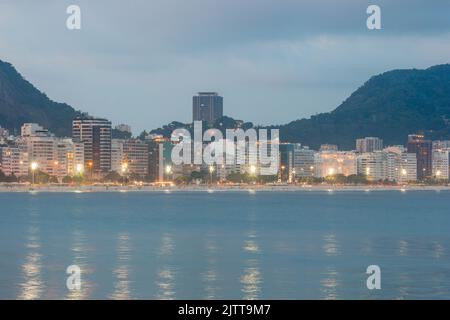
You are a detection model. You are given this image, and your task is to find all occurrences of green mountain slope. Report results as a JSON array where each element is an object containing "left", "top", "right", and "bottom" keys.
[
  {"left": 2, "top": 58, "right": 450, "bottom": 148},
  {"left": 279, "top": 64, "right": 450, "bottom": 149},
  {"left": 0, "top": 60, "right": 81, "bottom": 136}
]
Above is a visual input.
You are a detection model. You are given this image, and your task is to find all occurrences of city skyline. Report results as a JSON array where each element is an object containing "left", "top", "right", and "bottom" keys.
[
  {"left": 3, "top": 1, "right": 450, "bottom": 304},
  {"left": 2, "top": 1, "right": 450, "bottom": 134},
  {"left": 2, "top": 118, "right": 450, "bottom": 184}
]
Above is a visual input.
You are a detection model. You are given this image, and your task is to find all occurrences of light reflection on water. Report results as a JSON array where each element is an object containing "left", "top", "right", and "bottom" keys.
[
  {"left": 432, "top": 241, "right": 445, "bottom": 259},
  {"left": 155, "top": 233, "right": 177, "bottom": 300},
  {"left": 110, "top": 232, "right": 133, "bottom": 300},
  {"left": 320, "top": 267, "right": 340, "bottom": 300},
  {"left": 322, "top": 234, "right": 341, "bottom": 256},
  {"left": 66, "top": 228, "right": 94, "bottom": 300},
  {"left": 2, "top": 191, "right": 450, "bottom": 299},
  {"left": 398, "top": 240, "right": 409, "bottom": 257},
  {"left": 19, "top": 250, "right": 44, "bottom": 300},
  {"left": 241, "top": 230, "right": 262, "bottom": 300},
  {"left": 202, "top": 234, "right": 219, "bottom": 300},
  {"left": 18, "top": 207, "right": 44, "bottom": 300}
]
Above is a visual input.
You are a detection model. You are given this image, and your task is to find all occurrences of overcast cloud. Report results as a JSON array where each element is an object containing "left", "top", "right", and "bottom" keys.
[{"left": 1, "top": 0, "right": 450, "bottom": 133}]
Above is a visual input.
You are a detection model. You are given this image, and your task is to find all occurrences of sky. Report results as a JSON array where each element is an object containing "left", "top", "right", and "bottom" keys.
[{"left": 1, "top": 0, "right": 450, "bottom": 134}]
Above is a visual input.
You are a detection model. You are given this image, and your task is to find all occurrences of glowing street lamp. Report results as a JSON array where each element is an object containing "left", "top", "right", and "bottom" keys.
[
  {"left": 165, "top": 165, "right": 173, "bottom": 183},
  {"left": 121, "top": 162, "right": 129, "bottom": 185},
  {"left": 31, "top": 162, "right": 38, "bottom": 171},
  {"left": 250, "top": 165, "right": 257, "bottom": 175},
  {"left": 30, "top": 162, "right": 38, "bottom": 185},
  {"left": 209, "top": 165, "right": 215, "bottom": 184},
  {"left": 76, "top": 163, "right": 84, "bottom": 175},
  {"left": 87, "top": 161, "right": 93, "bottom": 180}
]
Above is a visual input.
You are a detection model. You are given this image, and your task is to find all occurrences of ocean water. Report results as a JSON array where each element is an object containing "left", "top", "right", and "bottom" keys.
[{"left": 0, "top": 190, "right": 449, "bottom": 300}]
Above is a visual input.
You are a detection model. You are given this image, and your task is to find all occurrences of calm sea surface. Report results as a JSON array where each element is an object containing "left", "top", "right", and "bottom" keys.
[{"left": 0, "top": 190, "right": 450, "bottom": 300}]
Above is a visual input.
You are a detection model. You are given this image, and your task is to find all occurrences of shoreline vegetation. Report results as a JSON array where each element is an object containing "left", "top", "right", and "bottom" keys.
[{"left": 1, "top": 183, "right": 450, "bottom": 193}]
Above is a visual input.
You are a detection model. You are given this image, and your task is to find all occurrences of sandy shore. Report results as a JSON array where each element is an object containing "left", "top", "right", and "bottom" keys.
[{"left": 1, "top": 183, "right": 450, "bottom": 193}]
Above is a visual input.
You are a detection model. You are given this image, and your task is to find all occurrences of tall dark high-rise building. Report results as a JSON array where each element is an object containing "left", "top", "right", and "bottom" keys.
[
  {"left": 407, "top": 134, "right": 432, "bottom": 180},
  {"left": 72, "top": 117, "right": 112, "bottom": 174},
  {"left": 279, "top": 143, "right": 294, "bottom": 182},
  {"left": 192, "top": 92, "right": 223, "bottom": 124}
]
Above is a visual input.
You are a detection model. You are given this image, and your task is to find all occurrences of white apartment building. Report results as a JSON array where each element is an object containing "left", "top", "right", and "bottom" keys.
[
  {"left": 398, "top": 152, "right": 417, "bottom": 183},
  {"left": 57, "top": 139, "right": 85, "bottom": 177},
  {"left": 432, "top": 140, "right": 450, "bottom": 150},
  {"left": 111, "top": 139, "right": 149, "bottom": 177},
  {"left": 0, "top": 146, "right": 29, "bottom": 177},
  {"left": 432, "top": 149, "right": 449, "bottom": 180},
  {"left": 18, "top": 123, "right": 85, "bottom": 178},
  {"left": 293, "top": 146, "right": 316, "bottom": 178},
  {"left": 123, "top": 139, "right": 149, "bottom": 177},
  {"left": 111, "top": 139, "right": 125, "bottom": 173},
  {"left": 21, "top": 123, "right": 49, "bottom": 137},
  {"left": 356, "top": 147, "right": 417, "bottom": 183},
  {"left": 25, "top": 135, "right": 58, "bottom": 176},
  {"left": 0, "top": 126, "right": 9, "bottom": 138},
  {"left": 314, "top": 151, "right": 357, "bottom": 177},
  {"left": 357, "top": 151, "right": 387, "bottom": 181}
]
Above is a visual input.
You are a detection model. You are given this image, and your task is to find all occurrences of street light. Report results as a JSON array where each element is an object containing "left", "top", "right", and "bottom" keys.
[
  {"left": 280, "top": 165, "right": 286, "bottom": 181},
  {"left": 30, "top": 162, "right": 38, "bottom": 185},
  {"left": 328, "top": 167, "right": 335, "bottom": 176},
  {"left": 209, "top": 165, "right": 215, "bottom": 184},
  {"left": 87, "top": 161, "right": 93, "bottom": 180},
  {"left": 121, "top": 162, "right": 129, "bottom": 185},
  {"left": 165, "top": 165, "right": 172, "bottom": 182},
  {"left": 76, "top": 163, "right": 84, "bottom": 175}
]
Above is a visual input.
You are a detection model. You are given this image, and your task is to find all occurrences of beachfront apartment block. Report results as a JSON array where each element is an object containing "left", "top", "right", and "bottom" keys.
[
  {"left": 0, "top": 146, "right": 29, "bottom": 177},
  {"left": 0, "top": 123, "right": 86, "bottom": 179},
  {"left": 72, "top": 117, "right": 112, "bottom": 175},
  {"left": 314, "top": 151, "right": 358, "bottom": 177},
  {"left": 293, "top": 146, "right": 316, "bottom": 178},
  {"left": 432, "top": 148, "right": 450, "bottom": 180},
  {"left": 356, "top": 148, "right": 417, "bottom": 183}
]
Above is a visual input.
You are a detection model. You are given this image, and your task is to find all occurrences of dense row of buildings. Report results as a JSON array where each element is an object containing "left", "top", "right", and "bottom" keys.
[
  {"left": 1, "top": 121, "right": 449, "bottom": 184},
  {"left": 1, "top": 92, "right": 449, "bottom": 184},
  {"left": 0, "top": 120, "right": 156, "bottom": 181},
  {"left": 280, "top": 135, "right": 449, "bottom": 183}
]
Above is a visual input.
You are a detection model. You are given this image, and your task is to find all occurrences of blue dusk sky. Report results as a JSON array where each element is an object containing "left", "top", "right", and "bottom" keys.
[{"left": 1, "top": 0, "right": 450, "bottom": 133}]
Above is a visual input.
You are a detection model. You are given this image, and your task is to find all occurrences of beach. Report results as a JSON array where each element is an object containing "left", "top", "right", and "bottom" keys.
[{"left": 1, "top": 183, "right": 450, "bottom": 193}]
